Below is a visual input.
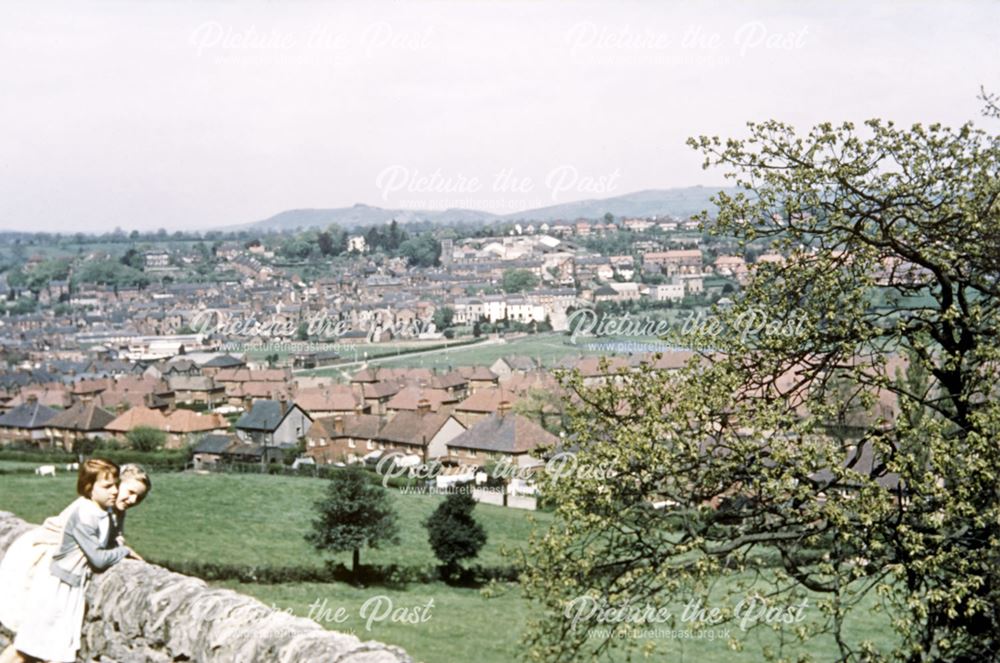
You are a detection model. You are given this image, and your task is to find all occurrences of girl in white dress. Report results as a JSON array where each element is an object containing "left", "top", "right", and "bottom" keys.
[
  {"left": 0, "top": 464, "right": 151, "bottom": 638},
  {"left": 0, "top": 459, "right": 139, "bottom": 663}
]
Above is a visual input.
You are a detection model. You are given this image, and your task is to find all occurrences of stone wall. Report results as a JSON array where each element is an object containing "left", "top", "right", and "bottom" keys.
[{"left": 0, "top": 512, "right": 413, "bottom": 662}]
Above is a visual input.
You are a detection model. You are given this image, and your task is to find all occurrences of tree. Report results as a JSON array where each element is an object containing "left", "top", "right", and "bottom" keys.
[
  {"left": 317, "top": 231, "right": 335, "bottom": 256},
  {"left": 126, "top": 426, "right": 165, "bottom": 452},
  {"left": 424, "top": 491, "right": 487, "bottom": 575},
  {"left": 432, "top": 306, "right": 454, "bottom": 331},
  {"left": 307, "top": 467, "right": 400, "bottom": 577},
  {"left": 524, "top": 103, "right": 1000, "bottom": 661},
  {"left": 502, "top": 269, "right": 539, "bottom": 293},
  {"left": 512, "top": 386, "right": 566, "bottom": 434},
  {"left": 399, "top": 234, "right": 441, "bottom": 267}
]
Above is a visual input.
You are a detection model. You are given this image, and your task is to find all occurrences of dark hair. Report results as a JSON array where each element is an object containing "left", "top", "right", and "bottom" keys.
[{"left": 77, "top": 458, "right": 120, "bottom": 498}]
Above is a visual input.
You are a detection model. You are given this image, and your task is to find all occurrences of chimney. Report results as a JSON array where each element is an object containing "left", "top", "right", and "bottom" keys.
[
  {"left": 417, "top": 397, "right": 431, "bottom": 414},
  {"left": 244, "top": 398, "right": 253, "bottom": 414},
  {"left": 26, "top": 393, "right": 38, "bottom": 405},
  {"left": 279, "top": 394, "right": 288, "bottom": 416},
  {"left": 333, "top": 416, "right": 344, "bottom": 434},
  {"left": 497, "top": 399, "right": 512, "bottom": 417}
]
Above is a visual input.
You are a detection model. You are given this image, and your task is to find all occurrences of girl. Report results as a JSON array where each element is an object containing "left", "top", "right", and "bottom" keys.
[
  {"left": 0, "top": 459, "right": 139, "bottom": 663},
  {"left": 0, "top": 463, "right": 151, "bottom": 637},
  {"left": 109, "top": 463, "right": 153, "bottom": 548}
]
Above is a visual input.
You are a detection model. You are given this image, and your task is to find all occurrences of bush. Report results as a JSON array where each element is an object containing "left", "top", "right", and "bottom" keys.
[
  {"left": 307, "top": 466, "right": 400, "bottom": 576},
  {"left": 0, "top": 447, "right": 189, "bottom": 472},
  {"left": 127, "top": 426, "right": 166, "bottom": 452},
  {"left": 148, "top": 558, "right": 520, "bottom": 586},
  {"left": 425, "top": 491, "right": 487, "bottom": 574}
]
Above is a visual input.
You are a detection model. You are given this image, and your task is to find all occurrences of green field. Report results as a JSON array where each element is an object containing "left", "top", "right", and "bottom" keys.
[
  {"left": 308, "top": 332, "right": 663, "bottom": 375},
  {"left": 221, "top": 576, "right": 895, "bottom": 663},
  {"left": 0, "top": 460, "right": 45, "bottom": 472},
  {"left": 0, "top": 471, "right": 898, "bottom": 662},
  {"left": 0, "top": 473, "right": 546, "bottom": 570}
]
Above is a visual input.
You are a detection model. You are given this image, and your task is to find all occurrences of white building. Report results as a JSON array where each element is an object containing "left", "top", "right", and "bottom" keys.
[
  {"left": 653, "top": 283, "right": 685, "bottom": 301},
  {"left": 347, "top": 236, "right": 368, "bottom": 253}
]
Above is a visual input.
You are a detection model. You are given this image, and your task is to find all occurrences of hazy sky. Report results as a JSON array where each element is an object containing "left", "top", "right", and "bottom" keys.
[{"left": 1, "top": 1, "right": 998, "bottom": 232}]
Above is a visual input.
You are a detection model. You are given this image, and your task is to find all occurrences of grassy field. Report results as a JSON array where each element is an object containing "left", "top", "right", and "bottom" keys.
[
  {"left": 221, "top": 576, "right": 895, "bottom": 663},
  {"left": 0, "top": 471, "right": 898, "bottom": 662},
  {"left": 0, "top": 473, "right": 547, "bottom": 570},
  {"left": 0, "top": 460, "right": 45, "bottom": 471},
  {"left": 330, "top": 332, "right": 618, "bottom": 373}
]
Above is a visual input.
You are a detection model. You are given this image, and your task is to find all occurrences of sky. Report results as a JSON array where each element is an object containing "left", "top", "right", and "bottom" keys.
[{"left": 1, "top": 1, "right": 998, "bottom": 233}]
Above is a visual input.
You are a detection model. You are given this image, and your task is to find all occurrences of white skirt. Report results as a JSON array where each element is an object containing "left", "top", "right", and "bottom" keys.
[
  {"left": 0, "top": 524, "right": 61, "bottom": 633},
  {"left": 12, "top": 566, "right": 87, "bottom": 663}
]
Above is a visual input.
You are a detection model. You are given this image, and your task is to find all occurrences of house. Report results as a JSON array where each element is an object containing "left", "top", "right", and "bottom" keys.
[
  {"left": 2, "top": 387, "right": 72, "bottom": 411},
  {"left": 295, "top": 387, "right": 368, "bottom": 419},
  {"left": 428, "top": 371, "right": 469, "bottom": 399},
  {"left": 191, "top": 433, "right": 238, "bottom": 469},
  {"left": 0, "top": 397, "right": 57, "bottom": 445},
  {"left": 161, "top": 358, "right": 200, "bottom": 377},
  {"left": 643, "top": 250, "right": 703, "bottom": 275},
  {"left": 291, "top": 350, "right": 341, "bottom": 369},
  {"left": 384, "top": 386, "right": 457, "bottom": 415},
  {"left": 490, "top": 356, "right": 538, "bottom": 378},
  {"left": 305, "top": 406, "right": 466, "bottom": 465},
  {"left": 359, "top": 381, "right": 401, "bottom": 416},
  {"left": 104, "top": 406, "right": 229, "bottom": 449},
  {"left": 200, "top": 354, "right": 247, "bottom": 375},
  {"left": 347, "top": 235, "right": 368, "bottom": 253},
  {"left": 674, "top": 274, "right": 704, "bottom": 295},
  {"left": 608, "top": 282, "right": 641, "bottom": 301},
  {"left": 652, "top": 283, "right": 685, "bottom": 302},
  {"left": 167, "top": 375, "right": 225, "bottom": 406},
  {"left": 234, "top": 398, "right": 312, "bottom": 448},
  {"left": 44, "top": 401, "right": 116, "bottom": 451},
  {"left": 454, "top": 387, "right": 518, "bottom": 427},
  {"left": 445, "top": 411, "right": 558, "bottom": 467},
  {"left": 465, "top": 366, "right": 499, "bottom": 393},
  {"left": 376, "top": 409, "right": 466, "bottom": 461},
  {"left": 95, "top": 388, "right": 172, "bottom": 412},
  {"left": 592, "top": 284, "right": 620, "bottom": 303},
  {"left": 191, "top": 433, "right": 284, "bottom": 469},
  {"left": 143, "top": 250, "right": 170, "bottom": 270},
  {"left": 304, "top": 413, "right": 383, "bottom": 465},
  {"left": 227, "top": 381, "right": 292, "bottom": 406}
]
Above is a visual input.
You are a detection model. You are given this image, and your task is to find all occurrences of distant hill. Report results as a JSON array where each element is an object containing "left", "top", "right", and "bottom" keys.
[
  {"left": 498, "top": 187, "right": 728, "bottom": 223},
  {"left": 231, "top": 186, "right": 731, "bottom": 232}
]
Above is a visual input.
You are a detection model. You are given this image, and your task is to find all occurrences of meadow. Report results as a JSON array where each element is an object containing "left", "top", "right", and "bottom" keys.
[
  {"left": 0, "top": 471, "right": 898, "bottom": 662},
  {"left": 305, "top": 332, "right": 630, "bottom": 375}
]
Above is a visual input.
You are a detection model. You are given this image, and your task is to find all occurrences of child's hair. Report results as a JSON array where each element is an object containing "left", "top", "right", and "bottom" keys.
[
  {"left": 119, "top": 463, "right": 152, "bottom": 494},
  {"left": 77, "top": 458, "right": 120, "bottom": 498}
]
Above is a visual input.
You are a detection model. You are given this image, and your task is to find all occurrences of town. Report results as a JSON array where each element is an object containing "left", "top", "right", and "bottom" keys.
[{"left": 0, "top": 213, "right": 768, "bottom": 496}]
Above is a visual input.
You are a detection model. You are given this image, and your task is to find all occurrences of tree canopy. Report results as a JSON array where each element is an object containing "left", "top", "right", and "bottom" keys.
[
  {"left": 307, "top": 467, "right": 400, "bottom": 576},
  {"left": 523, "top": 101, "right": 1000, "bottom": 662},
  {"left": 425, "top": 491, "right": 487, "bottom": 574}
]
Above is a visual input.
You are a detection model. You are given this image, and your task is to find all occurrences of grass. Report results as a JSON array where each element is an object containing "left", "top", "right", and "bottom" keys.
[
  {"left": 0, "top": 472, "right": 549, "bottom": 570},
  {"left": 0, "top": 460, "right": 47, "bottom": 471},
  {"left": 350, "top": 333, "right": 599, "bottom": 372},
  {"left": 218, "top": 575, "right": 896, "bottom": 663},
  {"left": 210, "top": 580, "right": 533, "bottom": 663},
  {"left": 0, "top": 471, "right": 899, "bottom": 663}
]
